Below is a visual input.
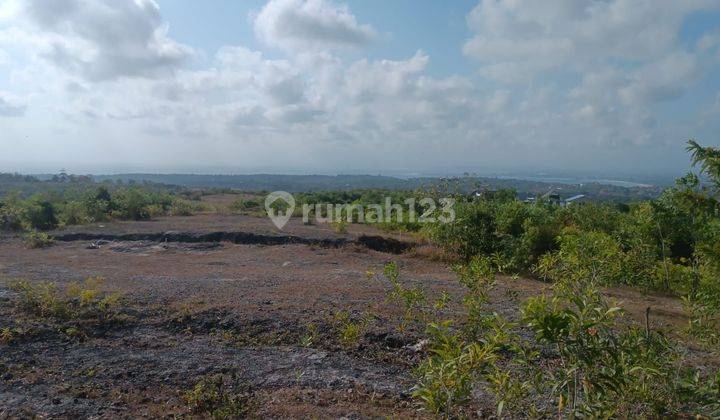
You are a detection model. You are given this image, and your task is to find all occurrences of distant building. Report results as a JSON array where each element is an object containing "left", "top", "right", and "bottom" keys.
[
  {"left": 562, "top": 194, "right": 587, "bottom": 206},
  {"left": 524, "top": 192, "right": 587, "bottom": 206},
  {"left": 471, "top": 189, "right": 498, "bottom": 200},
  {"left": 547, "top": 193, "right": 561, "bottom": 206}
]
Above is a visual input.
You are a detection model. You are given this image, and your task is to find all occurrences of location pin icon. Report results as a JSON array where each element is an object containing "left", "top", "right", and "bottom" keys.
[{"left": 265, "top": 191, "right": 295, "bottom": 230}]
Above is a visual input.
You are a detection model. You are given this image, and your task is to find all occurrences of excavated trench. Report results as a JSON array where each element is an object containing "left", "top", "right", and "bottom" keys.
[{"left": 52, "top": 231, "right": 415, "bottom": 254}]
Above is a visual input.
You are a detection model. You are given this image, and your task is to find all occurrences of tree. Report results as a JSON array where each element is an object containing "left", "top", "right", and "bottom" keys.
[{"left": 687, "top": 139, "right": 720, "bottom": 190}]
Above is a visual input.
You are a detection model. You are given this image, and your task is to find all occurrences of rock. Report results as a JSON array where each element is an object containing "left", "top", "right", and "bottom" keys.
[{"left": 405, "top": 339, "right": 429, "bottom": 352}]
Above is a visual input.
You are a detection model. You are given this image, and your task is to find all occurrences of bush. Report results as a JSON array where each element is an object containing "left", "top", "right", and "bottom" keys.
[
  {"left": 113, "top": 188, "right": 152, "bottom": 220},
  {"left": 332, "top": 311, "right": 369, "bottom": 347},
  {"left": 7, "top": 277, "right": 121, "bottom": 322},
  {"left": 425, "top": 195, "right": 558, "bottom": 271},
  {"left": 413, "top": 320, "right": 498, "bottom": 415},
  {"left": 494, "top": 200, "right": 558, "bottom": 271},
  {"left": 558, "top": 202, "right": 623, "bottom": 234},
  {"left": 0, "top": 201, "right": 24, "bottom": 231},
  {"left": 82, "top": 187, "right": 113, "bottom": 222},
  {"left": 108, "top": 188, "right": 174, "bottom": 220},
  {"left": 229, "top": 197, "right": 260, "bottom": 214},
  {"left": 59, "top": 201, "right": 90, "bottom": 226},
  {"left": 331, "top": 219, "right": 348, "bottom": 233},
  {"left": 425, "top": 199, "right": 497, "bottom": 261},
  {"left": 169, "top": 199, "right": 195, "bottom": 216},
  {"left": 535, "top": 228, "right": 629, "bottom": 288},
  {"left": 183, "top": 374, "right": 255, "bottom": 419},
  {"left": 23, "top": 199, "right": 58, "bottom": 231},
  {"left": 24, "top": 231, "right": 54, "bottom": 249},
  {"left": 399, "top": 256, "right": 720, "bottom": 417}
]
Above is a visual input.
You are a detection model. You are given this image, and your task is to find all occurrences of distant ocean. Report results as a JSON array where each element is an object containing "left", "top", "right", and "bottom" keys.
[
  {"left": 392, "top": 172, "right": 656, "bottom": 188},
  {"left": 492, "top": 176, "right": 653, "bottom": 188}
]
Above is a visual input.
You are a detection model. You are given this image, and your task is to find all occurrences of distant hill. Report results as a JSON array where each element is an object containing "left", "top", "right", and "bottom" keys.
[
  {"left": 89, "top": 173, "right": 664, "bottom": 202},
  {"left": 0, "top": 172, "right": 180, "bottom": 198},
  {"left": 0, "top": 172, "right": 664, "bottom": 202}
]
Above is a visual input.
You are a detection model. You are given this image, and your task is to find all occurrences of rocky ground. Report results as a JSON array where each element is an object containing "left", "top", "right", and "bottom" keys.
[{"left": 0, "top": 214, "right": 713, "bottom": 418}]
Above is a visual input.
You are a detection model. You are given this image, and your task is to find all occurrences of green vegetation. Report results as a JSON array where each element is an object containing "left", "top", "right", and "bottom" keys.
[
  {"left": 183, "top": 374, "right": 255, "bottom": 419},
  {"left": 24, "top": 230, "right": 54, "bottom": 249},
  {"left": 332, "top": 310, "right": 369, "bottom": 348},
  {"left": 229, "top": 197, "right": 261, "bottom": 214},
  {"left": 299, "top": 322, "right": 319, "bottom": 347},
  {"left": 420, "top": 141, "right": 720, "bottom": 346},
  {"left": 383, "top": 261, "right": 428, "bottom": 331},
  {"left": 7, "top": 277, "right": 121, "bottom": 323},
  {"left": 369, "top": 141, "right": 720, "bottom": 417},
  {"left": 375, "top": 257, "right": 720, "bottom": 417},
  {"left": 89, "top": 173, "right": 663, "bottom": 201},
  {"left": 0, "top": 180, "right": 198, "bottom": 232}
]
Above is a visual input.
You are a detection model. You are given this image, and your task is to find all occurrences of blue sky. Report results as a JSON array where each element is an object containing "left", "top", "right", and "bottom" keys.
[
  {"left": 0, "top": 0, "right": 719, "bottom": 176},
  {"left": 155, "top": 1, "right": 477, "bottom": 77}
]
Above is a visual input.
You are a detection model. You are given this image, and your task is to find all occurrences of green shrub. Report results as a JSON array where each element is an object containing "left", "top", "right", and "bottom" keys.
[
  {"left": 331, "top": 219, "right": 348, "bottom": 233},
  {"left": 332, "top": 311, "right": 368, "bottom": 347},
  {"left": 0, "top": 193, "right": 24, "bottom": 231},
  {"left": 24, "top": 231, "right": 54, "bottom": 249},
  {"left": 425, "top": 199, "right": 497, "bottom": 261},
  {"left": 229, "top": 197, "right": 260, "bottom": 214},
  {"left": 59, "top": 201, "right": 91, "bottom": 226},
  {"left": 558, "top": 202, "right": 623, "bottom": 234},
  {"left": 146, "top": 204, "right": 166, "bottom": 218},
  {"left": 683, "top": 289, "right": 720, "bottom": 346},
  {"left": 413, "top": 320, "right": 498, "bottom": 415},
  {"left": 113, "top": 188, "right": 152, "bottom": 220},
  {"left": 299, "top": 323, "right": 318, "bottom": 347},
  {"left": 8, "top": 280, "right": 68, "bottom": 318},
  {"left": 519, "top": 274, "right": 720, "bottom": 417},
  {"left": 535, "top": 228, "right": 629, "bottom": 288},
  {"left": 82, "top": 188, "right": 113, "bottom": 222},
  {"left": 23, "top": 199, "right": 58, "bottom": 231},
  {"left": 383, "top": 262, "right": 428, "bottom": 330},
  {"left": 183, "top": 374, "right": 255, "bottom": 419},
  {"left": 7, "top": 277, "right": 121, "bottom": 322},
  {"left": 169, "top": 199, "right": 195, "bottom": 216}
]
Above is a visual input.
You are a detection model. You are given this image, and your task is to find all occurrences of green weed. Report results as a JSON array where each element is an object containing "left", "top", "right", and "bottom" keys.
[
  {"left": 24, "top": 231, "right": 54, "bottom": 249},
  {"left": 183, "top": 374, "right": 256, "bottom": 419}
]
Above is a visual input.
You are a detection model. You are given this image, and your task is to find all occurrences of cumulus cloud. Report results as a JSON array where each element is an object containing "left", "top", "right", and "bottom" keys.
[
  {"left": 461, "top": 0, "right": 720, "bottom": 151},
  {"left": 254, "top": 0, "right": 376, "bottom": 50},
  {"left": 0, "top": 0, "right": 719, "bottom": 174},
  {"left": 20, "top": 0, "right": 192, "bottom": 81},
  {"left": 463, "top": 0, "right": 719, "bottom": 76},
  {"left": 0, "top": 91, "right": 26, "bottom": 116}
]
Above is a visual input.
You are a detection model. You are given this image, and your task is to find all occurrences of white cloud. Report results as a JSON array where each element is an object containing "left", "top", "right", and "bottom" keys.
[
  {"left": 463, "top": 0, "right": 719, "bottom": 84},
  {"left": 460, "top": 0, "right": 720, "bottom": 153},
  {"left": 254, "top": 0, "right": 376, "bottom": 51},
  {"left": 0, "top": 0, "right": 719, "bottom": 174},
  {"left": 0, "top": 91, "right": 25, "bottom": 116},
  {"left": 19, "top": 0, "right": 192, "bottom": 81},
  {"left": 0, "top": 0, "right": 21, "bottom": 22}
]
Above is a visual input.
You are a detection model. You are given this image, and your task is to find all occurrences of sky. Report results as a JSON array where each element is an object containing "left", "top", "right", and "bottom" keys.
[{"left": 0, "top": 0, "right": 719, "bottom": 176}]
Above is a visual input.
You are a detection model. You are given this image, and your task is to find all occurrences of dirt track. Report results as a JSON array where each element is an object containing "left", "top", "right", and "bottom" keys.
[{"left": 0, "top": 215, "right": 710, "bottom": 418}]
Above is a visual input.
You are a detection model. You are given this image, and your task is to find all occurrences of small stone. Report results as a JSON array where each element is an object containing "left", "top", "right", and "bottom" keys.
[{"left": 405, "top": 339, "right": 429, "bottom": 352}]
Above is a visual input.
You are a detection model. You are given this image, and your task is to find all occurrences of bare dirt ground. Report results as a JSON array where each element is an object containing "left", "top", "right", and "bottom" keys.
[{"left": 0, "top": 214, "right": 715, "bottom": 418}]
